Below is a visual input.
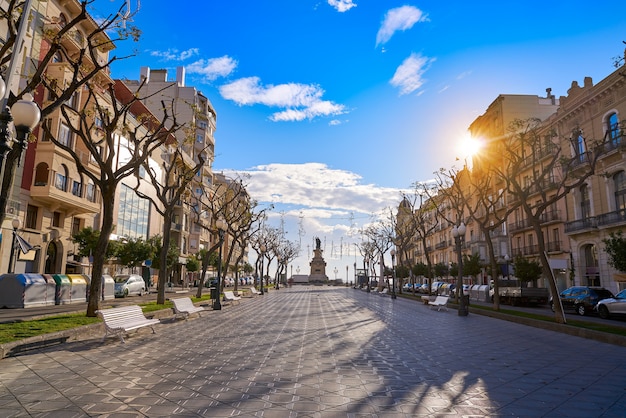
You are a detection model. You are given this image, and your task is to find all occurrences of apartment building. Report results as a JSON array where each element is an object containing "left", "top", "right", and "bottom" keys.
[
  {"left": 4, "top": 0, "right": 115, "bottom": 275},
  {"left": 560, "top": 70, "right": 626, "bottom": 293},
  {"left": 398, "top": 65, "right": 626, "bottom": 294},
  {"left": 124, "top": 67, "right": 217, "bottom": 285}
]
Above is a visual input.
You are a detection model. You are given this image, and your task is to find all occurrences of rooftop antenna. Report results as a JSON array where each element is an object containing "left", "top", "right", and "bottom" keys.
[{"left": 120, "top": 0, "right": 141, "bottom": 29}]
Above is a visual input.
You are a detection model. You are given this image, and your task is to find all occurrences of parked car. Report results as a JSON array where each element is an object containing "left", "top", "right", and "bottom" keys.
[
  {"left": 551, "top": 286, "right": 614, "bottom": 316},
  {"left": 114, "top": 274, "right": 146, "bottom": 298},
  {"left": 595, "top": 289, "right": 626, "bottom": 319}
]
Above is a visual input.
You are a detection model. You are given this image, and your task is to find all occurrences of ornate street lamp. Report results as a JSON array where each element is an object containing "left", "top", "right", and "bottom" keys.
[
  {"left": 213, "top": 218, "right": 227, "bottom": 310},
  {"left": 452, "top": 222, "right": 468, "bottom": 316},
  {"left": 259, "top": 244, "right": 266, "bottom": 295},
  {"left": 390, "top": 249, "right": 397, "bottom": 299},
  {"left": 8, "top": 218, "right": 20, "bottom": 273},
  {"left": 0, "top": 87, "right": 41, "bottom": 163}
]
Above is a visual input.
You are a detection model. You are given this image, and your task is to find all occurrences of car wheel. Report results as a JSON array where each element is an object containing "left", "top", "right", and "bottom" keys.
[
  {"left": 576, "top": 304, "right": 587, "bottom": 316},
  {"left": 550, "top": 302, "right": 555, "bottom": 312},
  {"left": 138, "top": 288, "right": 144, "bottom": 296},
  {"left": 598, "top": 305, "right": 610, "bottom": 319},
  {"left": 123, "top": 288, "right": 129, "bottom": 297}
]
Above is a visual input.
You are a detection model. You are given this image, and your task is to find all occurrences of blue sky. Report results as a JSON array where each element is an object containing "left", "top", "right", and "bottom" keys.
[{"left": 94, "top": 0, "right": 626, "bottom": 279}]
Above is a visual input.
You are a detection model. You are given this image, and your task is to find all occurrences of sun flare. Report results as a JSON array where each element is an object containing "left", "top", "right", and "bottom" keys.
[{"left": 459, "top": 134, "right": 484, "bottom": 158}]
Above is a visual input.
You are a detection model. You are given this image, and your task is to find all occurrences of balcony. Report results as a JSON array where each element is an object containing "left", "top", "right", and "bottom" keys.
[
  {"left": 30, "top": 170, "right": 100, "bottom": 215},
  {"left": 435, "top": 240, "right": 448, "bottom": 249},
  {"left": 596, "top": 208, "right": 626, "bottom": 228},
  {"left": 564, "top": 217, "right": 597, "bottom": 234}
]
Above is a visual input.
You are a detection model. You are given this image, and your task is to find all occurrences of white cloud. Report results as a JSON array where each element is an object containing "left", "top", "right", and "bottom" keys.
[
  {"left": 376, "top": 6, "right": 428, "bottom": 46},
  {"left": 186, "top": 56, "right": 238, "bottom": 81},
  {"left": 328, "top": 0, "right": 357, "bottom": 12},
  {"left": 226, "top": 163, "right": 402, "bottom": 213},
  {"left": 390, "top": 53, "right": 434, "bottom": 96},
  {"left": 150, "top": 48, "right": 199, "bottom": 61},
  {"left": 222, "top": 163, "right": 407, "bottom": 266},
  {"left": 219, "top": 77, "right": 347, "bottom": 122}
]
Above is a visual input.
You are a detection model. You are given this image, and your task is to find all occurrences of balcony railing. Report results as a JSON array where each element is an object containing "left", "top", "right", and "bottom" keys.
[
  {"left": 564, "top": 217, "right": 597, "bottom": 233},
  {"left": 596, "top": 208, "right": 626, "bottom": 227}
]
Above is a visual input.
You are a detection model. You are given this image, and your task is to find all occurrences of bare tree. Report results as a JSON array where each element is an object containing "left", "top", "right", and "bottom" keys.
[
  {"left": 491, "top": 118, "right": 601, "bottom": 323},
  {"left": 407, "top": 181, "right": 442, "bottom": 295},
  {"left": 0, "top": 0, "right": 138, "bottom": 226},
  {"left": 42, "top": 80, "right": 177, "bottom": 316},
  {"left": 135, "top": 141, "right": 207, "bottom": 304}
]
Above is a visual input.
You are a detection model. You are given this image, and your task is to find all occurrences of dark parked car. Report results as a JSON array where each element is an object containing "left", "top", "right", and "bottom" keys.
[
  {"left": 595, "top": 289, "right": 626, "bottom": 319},
  {"left": 551, "top": 286, "right": 614, "bottom": 316}
]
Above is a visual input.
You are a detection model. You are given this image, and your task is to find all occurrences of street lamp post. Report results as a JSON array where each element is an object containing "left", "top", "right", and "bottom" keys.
[
  {"left": 213, "top": 218, "right": 227, "bottom": 310},
  {"left": 259, "top": 244, "right": 266, "bottom": 295},
  {"left": 365, "top": 256, "right": 370, "bottom": 292},
  {"left": 275, "top": 256, "right": 281, "bottom": 290},
  {"left": 452, "top": 222, "right": 468, "bottom": 316},
  {"left": 333, "top": 266, "right": 338, "bottom": 280},
  {"left": 353, "top": 262, "right": 356, "bottom": 288},
  {"left": 390, "top": 249, "right": 397, "bottom": 299},
  {"left": 8, "top": 218, "right": 20, "bottom": 273}
]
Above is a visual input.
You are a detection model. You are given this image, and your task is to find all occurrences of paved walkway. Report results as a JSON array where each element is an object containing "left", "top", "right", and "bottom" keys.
[{"left": 1, "top": 287, "right": 625, "bottom": 417}]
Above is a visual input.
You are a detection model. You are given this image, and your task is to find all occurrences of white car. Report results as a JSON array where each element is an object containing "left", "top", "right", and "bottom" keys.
[
  {"left": 114, "top": 274, "right": 146, "bottom": 297},
  {"left": 595, "top": 289, "right": 626, "bottom": 319}
]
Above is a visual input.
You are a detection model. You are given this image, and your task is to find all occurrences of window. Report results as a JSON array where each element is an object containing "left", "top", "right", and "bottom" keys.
[
  {"left": 65, "top": 91, "right": 80, "bottom": 109},
  {"left": 86, "top": 182, "right": 96, "bottom": 202},
  {"left": 54, "top": 166, "right": 67, "bottom": 191},
  {"left": 72, "top": 217, "right": 82, "bottom": 236},
  {"left": 72, "top": 180, "right": 82, "bottom": 197},
  {"left": 52, "top": 211, "right": 62, "bottom": 228},
  {"left": 58, "top": 123, "right": 72, "bottom": 147},
  {"left": 116, "top": 183, "right": 151, "bottom": 239},
  {"left": 608, "top": 112, "right": 620, "bottom": 144},
  {"left": 577, "top": 132, "right": 585, "bottom": 162},
  {"left": 41, "top": 118, "right": 53, "bottom": 142},
  {"left": 615, "top": 171, "right": 626, "bottom": 212},
  {"left": 196, "top": 133, "right": 204, "bottom": 143},
  {"left": 26, "top": 205, "right": 38, "bottom": 229},
  {"left": 580, "top": 184, "right": 591, "bottom": 219},
  {"left": 52, "top": 51, "right": 63, "bottom": 63}
]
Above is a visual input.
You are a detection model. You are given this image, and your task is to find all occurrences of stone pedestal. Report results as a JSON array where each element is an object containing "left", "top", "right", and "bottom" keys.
[{"left": 308, "top": 248, "right": 328, "bottom": 284}]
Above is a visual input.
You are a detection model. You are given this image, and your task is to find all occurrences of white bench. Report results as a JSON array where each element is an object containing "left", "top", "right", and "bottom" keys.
[
  {"left": 428, "top": 296, "right": 449, "bottom": 311},
  {"left": 224, "top": 291, "right": 241, "bottom": 305},
  {"left": 96, "top": 305, "right": 160, "bottom": 343},
  {"left": 249, "top": 287, "right": 261, "bottom": 296},
  {"left": 171, "top": 297, "right": 206, "bottom": 320},
  {"left": 379, "top": 288, "right": 389, "bottom": 296}
]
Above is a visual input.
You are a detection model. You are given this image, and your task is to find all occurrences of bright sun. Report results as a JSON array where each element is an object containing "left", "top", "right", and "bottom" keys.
[{"left": 459, "top": 134, "right": 484, "bottom": 158}]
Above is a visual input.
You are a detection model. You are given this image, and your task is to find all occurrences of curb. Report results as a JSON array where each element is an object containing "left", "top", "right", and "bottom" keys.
[
  {"left": 0, "top": 307, "right": 176, "bottom": 359},
  {"left": 455, "top": 303, "right": 626, "bottom": 348}
]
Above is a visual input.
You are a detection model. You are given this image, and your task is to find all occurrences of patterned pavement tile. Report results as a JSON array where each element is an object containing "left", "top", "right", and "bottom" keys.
[{"left": 2, "top": 287, "right": 626, "bottom": 417}]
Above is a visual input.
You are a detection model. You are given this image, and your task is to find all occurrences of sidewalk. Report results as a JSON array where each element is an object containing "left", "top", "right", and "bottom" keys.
[{"left": 1, "top": 286, "right": 625, "bottom": 417}]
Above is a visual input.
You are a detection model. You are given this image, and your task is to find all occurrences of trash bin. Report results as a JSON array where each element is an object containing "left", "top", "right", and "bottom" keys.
[
  {"left": 0, "top": 274, "right": 48, "bottom": 308},
  {"left": 50, "top": 274, "right": 71, "bottom": 305},
  {"left": 102, "top": 275, "right": 115, "bottom": 300},
  {"left": 67, "top": 274, "right": 88, "bottom": 303}
]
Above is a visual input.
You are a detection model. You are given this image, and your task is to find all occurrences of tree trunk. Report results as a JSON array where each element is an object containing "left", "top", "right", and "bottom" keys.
[
  {"left": 86, "top": 190, "right": 115, "bottom": 317},
  {"left": 157, "top": 211, "right": 173, "bottom": 305}
]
